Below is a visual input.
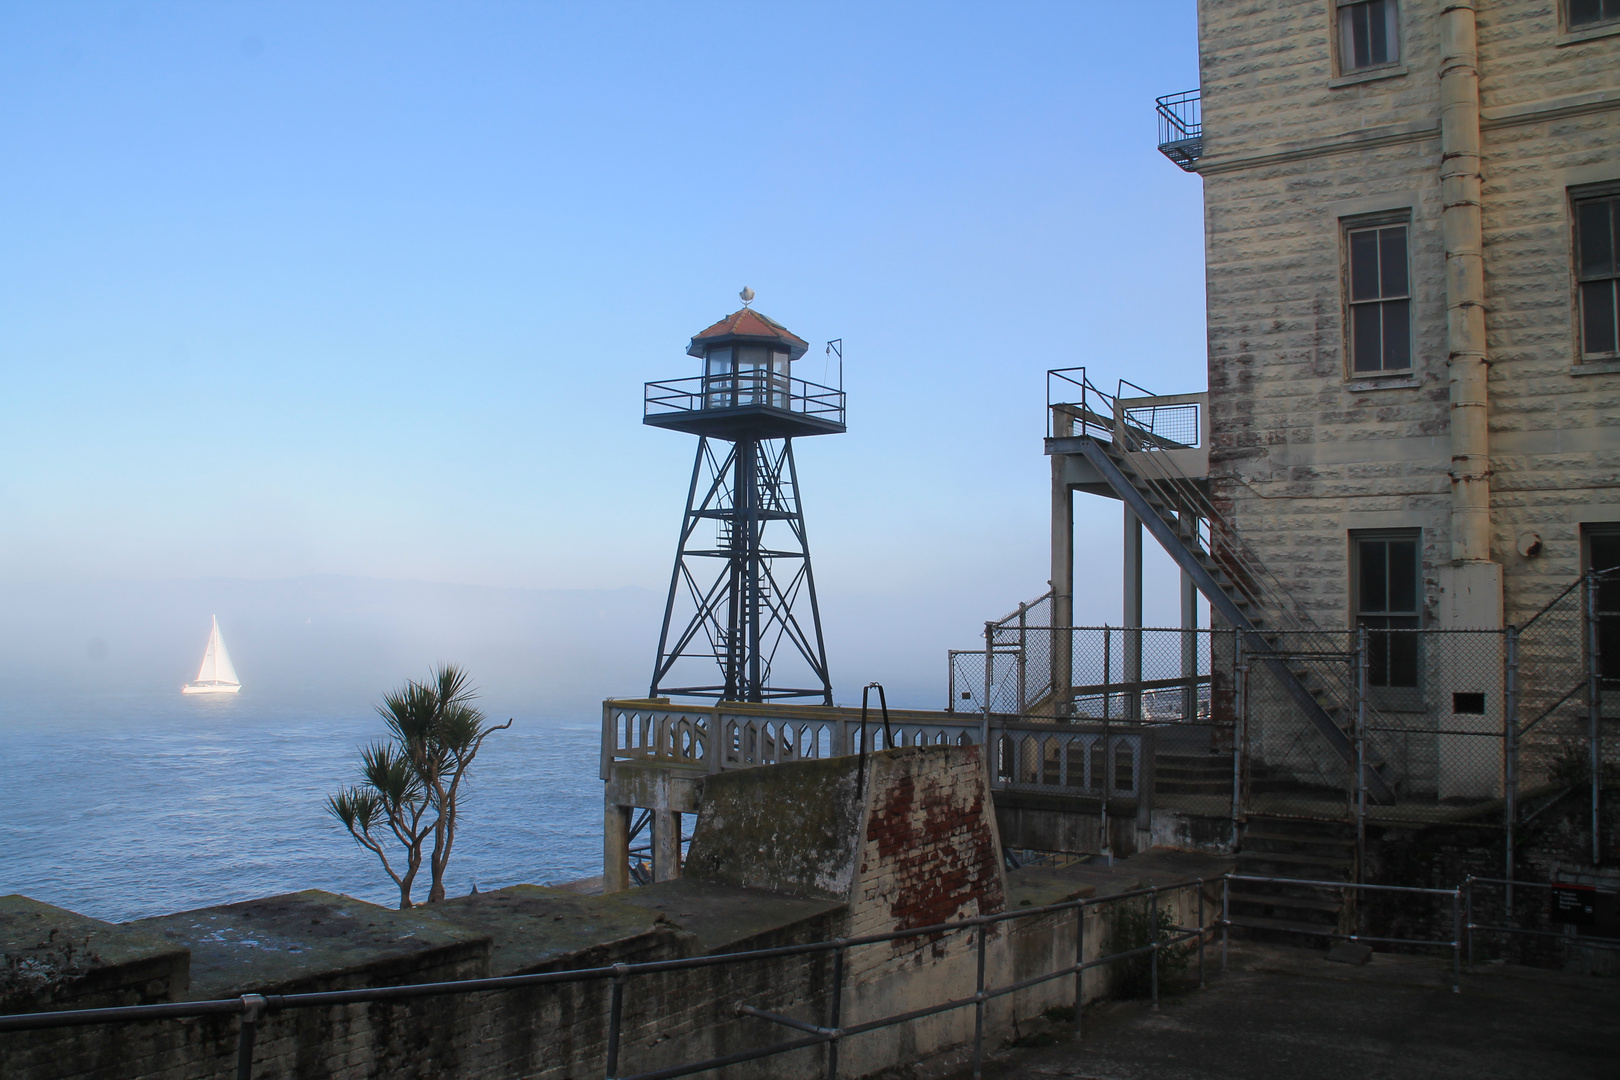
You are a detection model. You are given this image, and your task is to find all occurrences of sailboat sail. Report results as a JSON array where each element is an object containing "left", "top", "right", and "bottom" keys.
[{"left": 184, "top": 616, "right": 241, "bottom": 694}]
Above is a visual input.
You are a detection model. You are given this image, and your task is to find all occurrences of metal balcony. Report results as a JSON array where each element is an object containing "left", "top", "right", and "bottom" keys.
[
  {"left": 1156, "top": 89, "right": 1202, "bottom": 171},
  {"left": 643, "top": 372, "right": 846, "bottom": 440}
]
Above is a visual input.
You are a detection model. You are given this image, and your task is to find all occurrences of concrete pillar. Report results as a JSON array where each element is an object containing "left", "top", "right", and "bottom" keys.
[
  {"left": 1180, "top": 513, "right": 1200, "bottom": 723},
  {"left": 603, "top": 801, "right": 632, "bottom": 894},
  {"left": 1051, "top": 451, "right": 1074, "bottom": 716},
  {"left": 653, "top": 809, "right": 681, "bottom": 882},
  {"left": 1123, "top": 505, "right": 1144, "bottom": 721}
]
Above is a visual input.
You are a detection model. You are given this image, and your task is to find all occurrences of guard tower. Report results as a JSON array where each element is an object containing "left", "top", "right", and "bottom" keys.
[{"left": 643, "top": 293, "right": 845, "bottom": 704}]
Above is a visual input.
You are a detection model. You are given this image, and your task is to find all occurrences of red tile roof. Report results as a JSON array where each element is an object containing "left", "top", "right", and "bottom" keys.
[{"left": 688, "top": 308, "right": 810, "bottom": 359}]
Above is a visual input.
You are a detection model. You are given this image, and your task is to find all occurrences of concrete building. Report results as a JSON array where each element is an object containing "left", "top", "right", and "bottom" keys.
[{"left": 1180, "top": 0, "right": 1620, "bottom": 631}]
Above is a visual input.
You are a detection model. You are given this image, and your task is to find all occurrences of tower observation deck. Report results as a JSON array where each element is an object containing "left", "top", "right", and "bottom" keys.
[{"left": 644, "top": 301, "right": 845, "bottom": 704}]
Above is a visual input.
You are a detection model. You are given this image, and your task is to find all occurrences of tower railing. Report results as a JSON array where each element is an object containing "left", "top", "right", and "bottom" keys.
[{"left": 645, "top": 373, "right": 845, "bottom": 425}]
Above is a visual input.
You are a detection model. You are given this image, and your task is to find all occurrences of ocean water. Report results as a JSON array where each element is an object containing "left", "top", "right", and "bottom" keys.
[{"left": 0, "top": 688, "right": 604, "bottom": 923}]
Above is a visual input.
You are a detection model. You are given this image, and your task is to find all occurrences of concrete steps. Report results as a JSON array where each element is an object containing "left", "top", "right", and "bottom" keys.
[{"left": 1229, "top": 816, "right": 1356, "bottom": 946}]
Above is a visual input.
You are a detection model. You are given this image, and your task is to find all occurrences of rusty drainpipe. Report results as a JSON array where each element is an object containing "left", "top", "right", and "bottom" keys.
[{"left": 1441, "top": 3, "right": 1491, "bottom": 563}]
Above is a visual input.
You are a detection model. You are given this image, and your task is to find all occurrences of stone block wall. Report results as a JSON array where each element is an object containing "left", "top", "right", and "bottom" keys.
[{"left": 1195, "top": 0, "right": 1620, "bottom": 630}]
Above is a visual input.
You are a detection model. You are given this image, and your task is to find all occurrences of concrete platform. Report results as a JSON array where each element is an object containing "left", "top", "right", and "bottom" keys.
[{"left": 957, "top": 941, "right": 1619, "bottom": 1080}]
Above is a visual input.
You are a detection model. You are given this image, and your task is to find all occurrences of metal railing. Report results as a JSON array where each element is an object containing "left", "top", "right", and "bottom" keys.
[
  {"left": 1155, "top": 89, "right": 1202, "bottom": 170},
  {"left": 0, "top": 871, "right": 1493, "bottom": 1080},
  {"left": 644, "top": 373, "right": 845, "bottom": 425}
]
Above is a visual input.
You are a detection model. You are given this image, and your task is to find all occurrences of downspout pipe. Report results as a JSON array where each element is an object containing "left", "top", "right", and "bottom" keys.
[{"left": 1440, "top": 3, "right": 1491, "bottom": 562}]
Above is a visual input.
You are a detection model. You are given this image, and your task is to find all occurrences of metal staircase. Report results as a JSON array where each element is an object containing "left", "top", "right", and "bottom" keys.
[{"left": 1050, "top": 371, "right": 1398, "bottom": 803}]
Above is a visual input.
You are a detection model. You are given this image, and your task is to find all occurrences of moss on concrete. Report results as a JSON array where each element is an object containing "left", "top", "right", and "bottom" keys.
[
  {"left": 0, "top": 896, "right": 188, "bottom": 1011},
  {"left": 683, "top": 754, "right": 865, "bottom": 901},
  {"left": 422, "top": 885, "right": 673, "bottom": 975},
  {"left": 618, "top": 877, "right": 845, "bottom": 954},
  {"left": 129, "top": 890, "right": 491, "bottom": 999}
]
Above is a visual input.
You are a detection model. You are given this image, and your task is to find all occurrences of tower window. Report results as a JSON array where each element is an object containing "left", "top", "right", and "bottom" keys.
[
  {"left": 1339, "top": 0, "right": 1400, "bottom": 72},
  {"left": 1575, "top": 194, "right": 1620, "bottom": 360},
  {"left": 1569, "top": 0, "right": 1620, "bottom": 29},
  {"left": 1347, "top": 223, "right": 1412, "bottom": 373},
  {"left": 1354, "top": 532, "right": 1421, "bottom": 692}
]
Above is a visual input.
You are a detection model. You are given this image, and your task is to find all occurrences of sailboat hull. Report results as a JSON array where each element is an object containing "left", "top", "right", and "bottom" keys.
[{"left": 182, "top": 682, "right": 241, "bottom": 695}]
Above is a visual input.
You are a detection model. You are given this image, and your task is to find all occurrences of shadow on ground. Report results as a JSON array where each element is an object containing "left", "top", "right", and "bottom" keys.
[{"left": 949, "top": 941, "right": 1617, "bottom": 1080}]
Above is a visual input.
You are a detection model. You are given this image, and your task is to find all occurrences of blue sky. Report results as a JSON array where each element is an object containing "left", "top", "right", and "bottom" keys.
[{"left": 0, "top": 2, "right": 1204, "bottom": 683}]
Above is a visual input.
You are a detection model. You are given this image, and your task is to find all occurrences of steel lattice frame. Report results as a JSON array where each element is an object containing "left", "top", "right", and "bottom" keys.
[{"left": 649, "top": 436, "right": 832, "bottom": 703}]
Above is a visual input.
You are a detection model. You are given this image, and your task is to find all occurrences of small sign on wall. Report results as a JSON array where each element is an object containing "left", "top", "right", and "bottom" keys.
[{"left": 1551, "top": 884, "right": 1597, "bottom": 926}]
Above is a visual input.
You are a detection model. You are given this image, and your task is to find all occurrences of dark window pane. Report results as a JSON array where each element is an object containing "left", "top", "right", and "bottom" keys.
[
  {"left": 1387, "top": 620, "right": 1420, "bottom": 687},
  {"left": 1577, "top": 200, "right": 1614, "bottom": 279},
  {"left": 1379, "top": 226, "right": 1409, "bottom": 296},
  {"left": 1346, "top": 4, "right": 1370, "bottom": 69},
  {"left": 1569, "top": 0, "right": 1603, "bottom": 25},
  {"left": 1350, "top": 229, "right": 1380, "bottom": 300},
  {"left": 1360, "top": 541, "right": 1388, "bottom": 613},
  {"left": 1596, "top": 533, "right": 1620, "bottom": 682},
  {"left": 1583, "top": 280, "right": 1618, "bottom": 356},
  {"left": 1382, "top": 299, "right": 1411, "bottom": 369},
  {"left": 1352, "top": 304, "right": 1383, "bottom": 371},
  {"left": 1368, "top": 0, "right": 1391, "bottom": 65},
  {"left": 1387, "top": 540, "right": 1419, "bottom": 612},
  {"left": 1367, "top": 625, "right": 1390, "bottom": 686}
]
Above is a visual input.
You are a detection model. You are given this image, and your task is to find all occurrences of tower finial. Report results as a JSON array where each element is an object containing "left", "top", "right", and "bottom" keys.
[{"left": 740, "top": 285, "right": 755, "bottom": 307}]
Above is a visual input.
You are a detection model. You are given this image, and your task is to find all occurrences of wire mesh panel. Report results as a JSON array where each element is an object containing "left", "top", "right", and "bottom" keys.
[
  {"left": 1361, "top": 629, "right": 1506, "bottom": 826},
  {"left": 1241, "top": 632, "right": 1356, "bottom": 822},
  {"left": 1515, "top": 576, "right": 1604, "bottom": 798}
]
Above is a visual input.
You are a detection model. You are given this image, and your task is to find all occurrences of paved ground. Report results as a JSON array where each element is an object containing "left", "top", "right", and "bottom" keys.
[{"left": 952, "top": 942, "right": 1619, "bottom": 1080}]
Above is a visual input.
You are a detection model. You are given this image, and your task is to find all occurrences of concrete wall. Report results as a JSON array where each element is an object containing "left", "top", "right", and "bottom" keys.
[
  {"left": 1196, "top": 0, "right": 1620, "bottom": 629},
  {"left": 4, "top": 746, "right": 1214, "bottom": 1080}
]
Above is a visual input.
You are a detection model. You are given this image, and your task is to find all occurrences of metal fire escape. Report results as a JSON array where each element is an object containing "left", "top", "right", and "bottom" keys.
[
  {"left": 1048, "top": 369, "right": 1397, "bottom": 802},
  {"left": 1156, "top": 89, "right": 1202, "bottom": 171}
]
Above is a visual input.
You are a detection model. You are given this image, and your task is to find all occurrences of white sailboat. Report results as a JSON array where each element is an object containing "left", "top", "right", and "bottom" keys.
[{"left": 182, "top": 615, "right": 242, "bottom": 695}]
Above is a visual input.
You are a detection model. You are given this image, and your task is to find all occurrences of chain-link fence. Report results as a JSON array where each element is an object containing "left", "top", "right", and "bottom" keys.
[{"left": 948, "top": 571, "right": 1613, "bottom": 878}]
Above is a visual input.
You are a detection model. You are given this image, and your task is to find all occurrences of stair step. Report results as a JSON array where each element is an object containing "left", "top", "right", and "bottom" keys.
[
  {"left": 1225, "top": 914, "right": 1343, "bottom": 944},
  {"left": 1227, "top": 892, "right": 1343, "bottom": 919}
]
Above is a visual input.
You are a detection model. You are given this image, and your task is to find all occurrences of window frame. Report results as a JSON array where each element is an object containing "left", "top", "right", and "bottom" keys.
[
  {"left": 1334, "top": 0, "right": 1403, "bottom": 76},
  {"left": 1571, "top": 185, "right": 1620, "bottom": 364},
  {"left": 1567, "top": 0, "right": 1620, "bottom": 32},
  {"left": 1342, "top": 212, "right": 1415, "bottom": 378},
  {"left": 1351, "top": 529, "right": 1425, "bottom": 711},
  {"left": 1582, "top": 524, "right": 1620, "bottom": 693}
]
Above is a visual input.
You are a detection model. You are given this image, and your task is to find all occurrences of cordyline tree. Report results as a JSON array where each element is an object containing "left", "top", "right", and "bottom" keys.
[{"left": 327, "top": 664, "right": 511, "bottom": 908}]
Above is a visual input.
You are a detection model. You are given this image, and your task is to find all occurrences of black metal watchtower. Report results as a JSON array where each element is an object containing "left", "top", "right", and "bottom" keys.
[{"left": 643, "top": 299, "right": 845, "bottom": 703}]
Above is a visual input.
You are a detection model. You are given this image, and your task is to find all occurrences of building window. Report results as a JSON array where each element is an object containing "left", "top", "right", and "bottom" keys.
[
  {"left": 1575, "top": 193, "right": 1620, "bottom": 360},
  {"left": 1587, "top": 526, "right": 1620, "bottom": 690},
  {"left": 1354, "top": 532, "right": 1421, "bottom": 694},
  {"left": 1339, "top": 0, "right": 1400, "bottom": 72},
  {"left": 1347, "top": 223, "right": 1412, "bottom": 373},
  {"left": 1569, "top": 0, "right": 1620, "bottom": 29}
]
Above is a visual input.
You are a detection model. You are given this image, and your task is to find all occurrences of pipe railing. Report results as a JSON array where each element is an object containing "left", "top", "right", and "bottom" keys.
[{"left": 0, "top": 872, "right": 1494, "bottom": 1080}]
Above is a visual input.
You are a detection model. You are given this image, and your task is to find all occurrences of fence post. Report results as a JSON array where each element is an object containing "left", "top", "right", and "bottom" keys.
[
  {"left": 1149, "top": 887, "right": 1160, "bottom": 1010},
  {"left": 235, "top": 994, "right": 266, "bottom": 1080},
  {"left": 1504, "top": 625, "right": 1519, "bottom": 916},
  {"left": 1355, "top": 627, "right": 1368, "bottom": 886},
  {"left": 827, "top": 941, "right": 845, "bottom": 1080},
  {"left": 1196, "top": 880, "right": 1206, "bottom": 989},
  {"left": 1233, "top": 633, "right": 1247, "bottom": 832},
  {"left": 972, "top": 919, "right": 988, "bottom": 1080},
  {"left": 1450, "top": 890, "right": 1462, "bottom": 994},
  {"left": 604, "top": 963, "right": 628, "bottom": 1079},
  {"left": 1073, "top": 902, "right": 1086, "bottom": 1042},
  {"left": 1587, "top": 572, "right": 1602, "bottom": 867},
  {"left": 1221, "top": 875, "right": 1230, "bottom": 972},
  {"left": 948, "top": 651, "right": 956, "bottom": 714},
  {"left": 1465, "top": 876, "right": 1475, "bottom": 969},
  {"left": 983, "top": 622, "right": 995, "bottom": 783},
  {"left": 1018, "top": 602, "right": 1029, "bottom": 715}
]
